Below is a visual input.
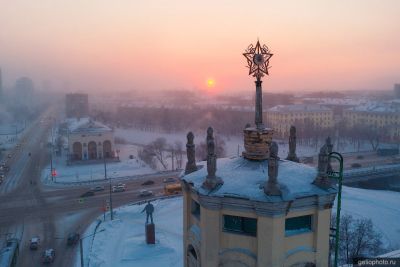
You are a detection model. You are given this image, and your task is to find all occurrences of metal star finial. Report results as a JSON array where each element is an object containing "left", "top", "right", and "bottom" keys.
[{"left": 243, "top": 40, "right": 273, "bottom": 79}]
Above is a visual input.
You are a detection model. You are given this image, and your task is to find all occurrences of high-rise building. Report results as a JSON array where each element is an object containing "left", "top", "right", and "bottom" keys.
[
  {"left": 65, "top": 93, "right": 89, "bottom": 118},
  {"left": 394, "top": 84, "right": 400, "bottom": 99}
]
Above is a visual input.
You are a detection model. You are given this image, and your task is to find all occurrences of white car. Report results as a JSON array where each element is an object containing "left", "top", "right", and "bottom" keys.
[
  {"left": 112, "top": 186, "right": 125, "bottom": 193},
  {"left": 139, "top": 189, "right": 153, "bottom": 197}
]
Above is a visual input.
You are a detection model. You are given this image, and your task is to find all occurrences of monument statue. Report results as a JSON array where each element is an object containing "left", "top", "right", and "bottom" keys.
[
  {"left": 313, "top": 144, "right": 331, "bottom": 189},
  {"left": 185, "top": 131, "right": 198, "bottom": 174},
  {"left": 141, "top": 201, "right": 154, "bottom": 224},
  {"left": 203, "top": 127, "right": 223, "bottom": 190},
  {"left": 265, "top": 142, "right": 282, "bottom": 196},
  {"left": 286, "top": 126, "right": 299, "bottom": 162}
]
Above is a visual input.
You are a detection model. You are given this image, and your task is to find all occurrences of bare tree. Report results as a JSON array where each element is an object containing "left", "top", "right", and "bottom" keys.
[{"left": 331, "top": 214, "right": 385, "bottom": 265}]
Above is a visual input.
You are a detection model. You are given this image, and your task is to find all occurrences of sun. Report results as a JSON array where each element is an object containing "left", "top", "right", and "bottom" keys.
[{"left": 206, "top": 78, "right": 215, "bottom": 88}]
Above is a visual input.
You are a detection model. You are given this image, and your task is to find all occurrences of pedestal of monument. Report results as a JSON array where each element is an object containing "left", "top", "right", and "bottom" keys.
[
  {"left": 145, "top": 223, "right": 155, "bottom": 244},
  {"left": 242, "top": 127, "right": 274, "bottom": 160}
]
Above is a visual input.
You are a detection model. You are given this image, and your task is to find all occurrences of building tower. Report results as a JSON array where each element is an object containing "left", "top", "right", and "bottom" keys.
[{"left": 181, "top": 40, "right": 338, "bottom": 267}]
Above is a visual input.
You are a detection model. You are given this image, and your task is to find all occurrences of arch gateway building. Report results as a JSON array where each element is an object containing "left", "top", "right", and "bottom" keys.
[
  {"left": 180, "top": 40, "right": 337, "bottom": 267},
  {"left": 67, "top": 118, "right": 115, "bottom": 161}
]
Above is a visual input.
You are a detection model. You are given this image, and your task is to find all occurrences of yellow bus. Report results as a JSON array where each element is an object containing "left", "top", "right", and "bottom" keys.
[{"left": 164, "top": 183, "right": 182, "bottom": 195}]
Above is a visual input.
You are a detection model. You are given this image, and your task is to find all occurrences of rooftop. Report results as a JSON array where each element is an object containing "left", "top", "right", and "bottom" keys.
[
  {"left": 66, "top": 117, "right": 112, "bottom": 134},
  {"left": 182, "top": 156, "right": 336, "bottom": 203},
  {"left": 345, "top": 102, "right": 400, "bottom": 113},
  {"left": 268, "top": 104, "right": 331, "bottom": 113}
]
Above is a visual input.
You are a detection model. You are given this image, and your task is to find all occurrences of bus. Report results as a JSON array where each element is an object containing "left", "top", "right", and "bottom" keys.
[
  {"left": 0, "top": 238, "right": 19, "bottom": 267},
  {"left": 164, "top": 183, "right": 182, "bottom": 195}
]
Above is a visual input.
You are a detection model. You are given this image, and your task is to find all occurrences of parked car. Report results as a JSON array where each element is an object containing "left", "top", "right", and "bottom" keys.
[
  {"left": 30, "top": 237, "right": 40, "bottom": 250},
  {"left": 139, "top": 189, "right": 153, "bottom": 197},
  {"left": 41, "top": 248, "right": 55, "bottom": 263},
  {"left": 67, "top": 233, "right": 80, "bottom": 246},
  {"left": 141, "top": 180, "right": 155, "bottom": 186},
  {"left": 163, "top": 177, "right": 176, "bottom": 183},
  {"left": 112, "top": 186, "right": 125, "bottom": 193},
  {"left": 90, "top": 185, "right": 105, "bottom": 192},
  {"left": 80, "top": 191, "right": 95, "bottom": 198}
]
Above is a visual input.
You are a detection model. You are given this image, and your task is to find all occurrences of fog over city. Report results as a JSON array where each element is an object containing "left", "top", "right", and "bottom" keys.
[{"left": 1, "top": 1, "right": 400, "bottom": 267}]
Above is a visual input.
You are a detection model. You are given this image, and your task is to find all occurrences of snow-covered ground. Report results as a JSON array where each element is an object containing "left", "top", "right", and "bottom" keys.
[
  {"left": 41, "top": 144, "right": 156, "bottom": 184},
  {"left": 80, "top": 197, "right": 183, "bottom": 267},
  {"left": 81, "top": 186, "right": 400, "bottom": 266},
  {"left": 115, "top": 127, "right": 376, "bottom": 159},
  {"left": 337, "top": 186, "right": 400, "bottom": 248}
]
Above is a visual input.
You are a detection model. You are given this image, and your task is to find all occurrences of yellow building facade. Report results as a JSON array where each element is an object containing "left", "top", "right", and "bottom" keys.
[
  {"left": 343, "top": 103, "right": 400, "bottom": 140},
  {"left": 182, "top": 156, "right": 336, "bottom": 267},
  {"left": 266, "top": 105, "right": 334, "bottom": 137}
]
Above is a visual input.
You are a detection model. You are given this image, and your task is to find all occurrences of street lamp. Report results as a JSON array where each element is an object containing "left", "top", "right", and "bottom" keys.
[
  {"left": 328, "top": 152, "right": 344, "bottom": 267},
  {"left": 79, "top": 228, "right": 105, "bottom": 267},
  {"left": 104, "top": 157, "right": 113, "bottom": 220}
]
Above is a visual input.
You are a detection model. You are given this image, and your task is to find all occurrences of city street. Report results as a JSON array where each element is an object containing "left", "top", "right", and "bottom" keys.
[{"left": 0, "top": 109, "right": 180, "bottom": 267}]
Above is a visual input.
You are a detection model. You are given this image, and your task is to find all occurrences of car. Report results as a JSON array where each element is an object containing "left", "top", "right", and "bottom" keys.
[
  {"left": 141, "top": 180, "right": 155, "bottom": 186},
  {"left": 112, "top": 186, "right": 125, "bottom": 193},
  {"left": 41, "top": 248, "right": 55, "bottom": 263},
  {"left": 163, "top": 177, "right": 176, "bottom": 183},
  {"left": 90, "top": 185, "right": 105, "bottom": 192},
  {"left": 30, "top": 237, "right": 40, "bottom": 250},
  {"left": 139, "top": 189, "right": 153, "bottom": 197},
  {"left": 80, "top": 191, "right": 95, "bottom": 198},
  {"left": 7, "top": 154, "right": 11, "bottom": 158},
  {"left": 116, "top": 183, "right": 126, "bottom": 188},
  {"left": 66, "top": 233, "right": 80, "bottom": 246}
]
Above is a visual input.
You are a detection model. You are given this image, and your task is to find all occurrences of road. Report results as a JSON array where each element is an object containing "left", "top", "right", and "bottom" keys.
[{"left": 0, "top": 108, "right": 180, "bottom": 267}]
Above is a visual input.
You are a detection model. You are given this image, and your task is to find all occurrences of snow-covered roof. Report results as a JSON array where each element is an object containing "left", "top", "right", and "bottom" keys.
[
  {"left": 182, "top": 157, "right": 336, "bottom": 203},
  {"left": 268, "top": 104, "right": 331, "bottom": 113},
  {"left": 66, "top": 117, "right": 112, "bottom": 134},
  {"left": 345, "top": 102, "right": 400, "bottom": 113}
]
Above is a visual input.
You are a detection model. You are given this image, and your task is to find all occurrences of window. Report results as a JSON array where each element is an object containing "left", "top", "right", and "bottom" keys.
[
  {"left": 191, "top": 200, "right": 200, "bottom": 219},
  {"left": 223, "top": 215, "right": 257, "bottom": 236},
  {"left": 285, "top": 215, "right": 312, "bottom": 236}
]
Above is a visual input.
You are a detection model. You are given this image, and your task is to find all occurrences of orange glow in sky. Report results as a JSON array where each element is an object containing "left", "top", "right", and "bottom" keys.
[{"left": 0, "top": 0, "right": 399, "bottom": 93}]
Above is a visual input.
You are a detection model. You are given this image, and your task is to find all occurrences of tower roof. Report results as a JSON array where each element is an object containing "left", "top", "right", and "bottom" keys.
[{"left": 182, "top": 157, "right": 336, "bottom": 203}]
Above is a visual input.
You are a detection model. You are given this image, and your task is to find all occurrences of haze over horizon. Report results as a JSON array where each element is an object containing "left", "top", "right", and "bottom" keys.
[{"left": 1, "top": 0, "right": 399, "bottom": 94}]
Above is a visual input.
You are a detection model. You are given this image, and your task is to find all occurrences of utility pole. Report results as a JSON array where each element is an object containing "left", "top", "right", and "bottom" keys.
[{"left": 104, "top": 157, "right": 113, "bottom": 220}]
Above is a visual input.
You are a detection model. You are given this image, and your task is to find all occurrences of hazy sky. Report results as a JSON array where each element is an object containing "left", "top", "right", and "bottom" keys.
[{"left": 1, "top": 0, "right": 399, "bottom": 94}]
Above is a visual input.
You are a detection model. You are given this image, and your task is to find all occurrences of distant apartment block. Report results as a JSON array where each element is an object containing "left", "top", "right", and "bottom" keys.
[
  {"left": 65, "top": 93, "right": 89, "bottom": 118},
  {"left": 343, "top": 102, "right": 400, "bottom": 140},
  {"left": 266, "top": 104, "right": 334, "bottom": 137}
]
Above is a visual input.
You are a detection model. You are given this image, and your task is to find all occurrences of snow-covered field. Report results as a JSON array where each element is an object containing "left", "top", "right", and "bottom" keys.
[
  {"left": 81, "top": 186, "right": 400, "bottom": 266},
  {"left": 80, "top": 197, "right": 183, "bottom": 267},
  {"left": 337, "top": 186, "right": 400, "bottom": 248},
  {"left": 41, "top": 144, "right": 156, "bottom": 184},
  {"left": 115, "top": 127, "right": 376, "bottom": 159}
]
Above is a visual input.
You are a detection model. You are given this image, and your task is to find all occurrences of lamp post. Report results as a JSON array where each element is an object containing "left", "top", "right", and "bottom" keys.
[
  {"left": 50, "top": 122, "right": 54, "bottom": 182},
  {"left": 104, "top": 157, "right": 113, "bottom": 220},
  {"left": 328, "top": 152, "right": 344, "bottom": 267},
  {"left": 79, "top": 229, "right": 105, "bottom": 267}
]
